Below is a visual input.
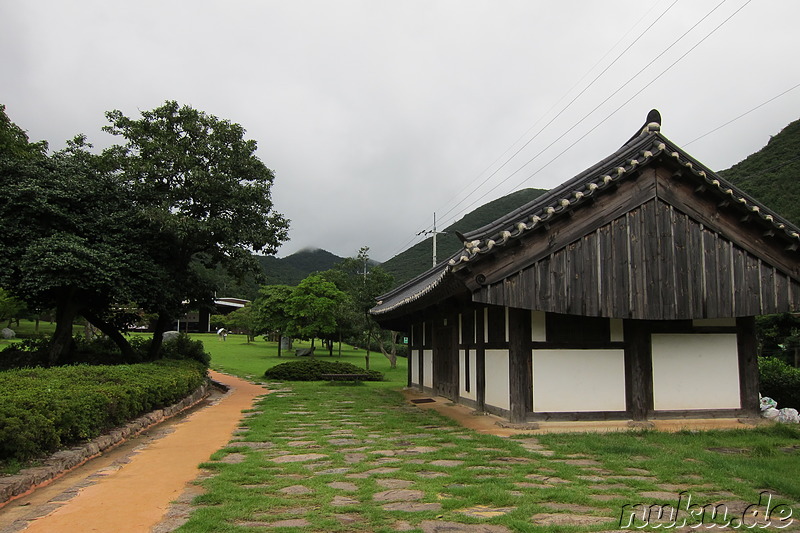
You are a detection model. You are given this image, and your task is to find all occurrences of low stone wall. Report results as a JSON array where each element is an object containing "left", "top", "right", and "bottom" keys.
[{"left": 0, "top": 378, "right": 224, "bottom": 506}]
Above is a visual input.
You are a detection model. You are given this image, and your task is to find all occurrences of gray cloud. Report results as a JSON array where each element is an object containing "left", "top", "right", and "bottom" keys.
[{"left": 2, "top": 0, "right": 799, "bottom": 262}]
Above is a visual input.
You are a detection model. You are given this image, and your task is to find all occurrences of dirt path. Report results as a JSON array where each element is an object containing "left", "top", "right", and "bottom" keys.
[{"left": 1, "top": 371, "right": 268, "bottom": 533}]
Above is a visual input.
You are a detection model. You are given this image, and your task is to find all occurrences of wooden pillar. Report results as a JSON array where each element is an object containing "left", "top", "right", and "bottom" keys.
[
  {"left": 476, "top": 308, "right": 486, "bottom": 412},
  {"left": 508, "top": 307, "right": 532, "bottom": 423},
  {"left": 407, "top": 324, "right": 414, "bottom": 388},
  {"left": 624, "top": 319, "right": 653, "bottom": 420},
  {"left": 736, "top": 316, "right": 759, "bottom": 415}
]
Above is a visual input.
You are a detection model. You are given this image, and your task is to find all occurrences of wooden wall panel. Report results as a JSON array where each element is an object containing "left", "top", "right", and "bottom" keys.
[{"left": 473, "top": 198, "right": 800, "bottom": 319}]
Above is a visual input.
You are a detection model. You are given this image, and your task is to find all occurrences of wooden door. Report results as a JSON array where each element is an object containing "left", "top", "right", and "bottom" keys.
[{"left": 433, "top": 325, "right": 458, "bottom": 400}]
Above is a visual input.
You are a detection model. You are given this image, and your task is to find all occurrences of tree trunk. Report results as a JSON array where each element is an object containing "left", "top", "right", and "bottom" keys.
[
  {"left": 83, "top": 309, "right": 137, "bottom": 361},
  {"left": 372, "top": 330, "right": 398, "bottom": 369},
  {"left": 148, "top": 312, "right": 172, "bottom": 359},
  {"left": 49, "top": 298, "right": 81, "bottom": 365}
]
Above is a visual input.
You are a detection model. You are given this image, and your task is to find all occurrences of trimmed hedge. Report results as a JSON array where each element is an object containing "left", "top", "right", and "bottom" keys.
[
  {"left": 0, "top": 360, "right": 207, "bottom": 462},
  {"left": 264, "top": 359, "right": 383, "bottom": 382},
  {"left": 759, "top": 357, "right": 800, "bottom": 409}
]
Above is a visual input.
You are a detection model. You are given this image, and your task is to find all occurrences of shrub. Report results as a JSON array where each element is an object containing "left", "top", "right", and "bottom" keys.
[
  {"left": 759, "top": 356, "right": 800, "bottom": 409},
  {"left": 264, "top": 359, "right": 383, "bottom": 381},
  {"left": 131, "top": 333, "right": 211, "bottom": 367},
  {"left": 0, "top": 332, "right": 210, "bottom": 369},
  {"left": 0, "top": 360, "right": 207, "bottom": 462}
]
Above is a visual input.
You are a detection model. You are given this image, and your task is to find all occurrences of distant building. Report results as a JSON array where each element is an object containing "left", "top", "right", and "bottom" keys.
[
  {"left": 371, "top": 110, "right": 800, "bottom": 422},
  {"left": 175, "top": 298, "right": 250, "bottom": 333}
]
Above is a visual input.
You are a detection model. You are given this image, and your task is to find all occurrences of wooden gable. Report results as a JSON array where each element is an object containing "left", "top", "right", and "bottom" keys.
[
  {"left": 456, "top": 164, "right": 800, "bottom": 319},
  {"left": 372, "top": 112, "right": 800, "bottom": 327}
]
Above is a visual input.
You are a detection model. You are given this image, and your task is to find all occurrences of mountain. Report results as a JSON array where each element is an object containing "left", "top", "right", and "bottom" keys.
[
  {"left": 256, "top": 248, "right": 344, "bottom": 286},
  {"left": 718, "top": 117, "right": 800, "bottom": 227},
  {"left": 381, "top": 188, "right": 549, "bottom": 285}
]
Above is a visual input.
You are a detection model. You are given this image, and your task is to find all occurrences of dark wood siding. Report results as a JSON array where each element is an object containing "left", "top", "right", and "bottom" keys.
[{"left": 473, "top": 198, "right": 800, "bottom": 319}]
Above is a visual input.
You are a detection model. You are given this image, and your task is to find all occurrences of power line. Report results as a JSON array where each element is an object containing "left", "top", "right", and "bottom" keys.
[
  {"left": 437, "top": 0, "right": 739, "bottom": 229},
  {"left": 386, "top": 0, "right": 678, "bottom": 259},
  {"left": 430, "top": 0, "right": 678, "bottom": 231},
  {"left": 504, "top": 0, "right": 754, "bottom": 195},
  {"left": 685, "top": 82, "right": 800, "bottom": 146}
]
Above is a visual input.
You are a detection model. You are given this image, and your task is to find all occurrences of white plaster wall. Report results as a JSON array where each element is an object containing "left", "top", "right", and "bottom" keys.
[
  {"left": 459, "top": 349, "right": 477, "bottom": 401},
  {"left": 422, "top": 349, "right": 433, "bottom": 388},
  {"left": 484, "top": 349, "right": 510, "bottom": 410},
  {"left": 610, "top": 318, "right": 624, "bottom": 342},
  {"left": 532, "top": 311, "right": 546, "bottom": 342},
  {"left": 410, "top": 350, "right": 420, "bottom": 385},
  {"left": 532, "top": 349, "right": 626, "bottom": 412},
  {"left": 651, "top": 334, "right": 740, "bottom": 410}
]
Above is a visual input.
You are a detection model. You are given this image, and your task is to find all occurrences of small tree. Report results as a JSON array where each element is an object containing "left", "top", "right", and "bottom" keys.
[
  {"left": 285, "top": 274, "right": 348, "bottom": 354},
  {"left": 326, "top": 247, "right": 395, "bottom": 368},
  {"left": 226, "top": 305, "right": 258, "bottom": 342},
  {"left": 253, "top": 285, "right": 294, "bottom": 356}
]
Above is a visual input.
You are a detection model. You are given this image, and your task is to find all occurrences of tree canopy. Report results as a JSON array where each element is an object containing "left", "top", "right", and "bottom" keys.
[{"left": 0, "top": 102, "right": 289, "bottom": 364}]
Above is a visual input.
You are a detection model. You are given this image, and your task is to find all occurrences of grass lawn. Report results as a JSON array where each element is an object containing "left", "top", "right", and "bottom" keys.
[
  {"left": 175, "top": 377, "right": 800, "bottom": 532},
  {"left": 0, "top": 319, "right": 84, "bottom": 348},
  {"left": 177, "top": 334, "right": 800, "bottom": 532},
  {"left": 197, "top": 333, "right": 407, "bottom": 386}
]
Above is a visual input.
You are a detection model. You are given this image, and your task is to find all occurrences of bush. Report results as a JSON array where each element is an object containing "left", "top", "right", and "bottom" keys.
[
  {"left": 0, "top": 360, "right": 207, "bottom": 462},
  {"left": 264, "top": 359, "right": 383, "bottom": 381},
  {"left": 759, "top": 356, "right": 800, "bottom": 409},
  {"left": 0, "top": 332, "right": 211, "bottom": 369},
  {"left": 131, "top": 333, "right": 211, "bottom": 367}
]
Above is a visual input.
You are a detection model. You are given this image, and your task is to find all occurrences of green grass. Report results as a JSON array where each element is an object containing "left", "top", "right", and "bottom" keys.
[
  {"left": 0, "top": 319, "right": 85, "bottom": 349},
  {"left": 196, "top": 333, "right": 407, "bottom": 387},
  {"left": 174, "top": 350, "right": 800, "bottom": 532}
]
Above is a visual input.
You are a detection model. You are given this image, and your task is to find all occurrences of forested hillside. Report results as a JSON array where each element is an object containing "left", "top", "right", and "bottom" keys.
[
  {"left": 256, "top": 248, "right": 344, "bottom": 286},
  {"left": 719, "top": 117, "right": 800, "bottom": 226},
  {"left": 381, "top": 188, "right": 548, "bottom": 285}
]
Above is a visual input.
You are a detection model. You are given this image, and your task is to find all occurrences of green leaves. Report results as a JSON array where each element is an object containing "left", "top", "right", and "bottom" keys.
[
  {"left": 285, "top": 274, "right": 348, "bottom": 340},
  {"left": 1, "top": 101, "right": 290, "bottom": 363}
]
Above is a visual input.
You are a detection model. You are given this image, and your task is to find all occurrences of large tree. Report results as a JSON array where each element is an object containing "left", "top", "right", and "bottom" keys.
[
  {"left": 1, "top": 102, "right": 289, "bottom": 364},
  {"left": 1, "top": 123, "right": 148, "bottom": 363},
  {"left": 102, "top": 101, "right": 289, "bottom": 357}
]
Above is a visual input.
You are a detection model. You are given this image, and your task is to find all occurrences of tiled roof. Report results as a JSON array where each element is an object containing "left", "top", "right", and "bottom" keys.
[
  {"left": 452, "top": 121, "right": 800, "bottom": 267},
  {"left": 371, "top": 112, "right": 800, "bottom": 317}
]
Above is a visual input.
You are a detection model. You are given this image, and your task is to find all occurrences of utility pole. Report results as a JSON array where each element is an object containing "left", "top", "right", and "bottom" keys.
[{"left": 417, "top": 213, "right": 446, "bottom": 267}]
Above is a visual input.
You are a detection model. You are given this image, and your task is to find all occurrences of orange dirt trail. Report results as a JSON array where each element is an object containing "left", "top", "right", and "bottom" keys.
[{"left": 22, "top": 371, "right": 267, "bottom": 533}]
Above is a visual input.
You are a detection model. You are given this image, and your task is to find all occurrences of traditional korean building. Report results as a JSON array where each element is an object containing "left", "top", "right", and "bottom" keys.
[{"left": 371, "top": 111, "right": 800, "bottom": 423}]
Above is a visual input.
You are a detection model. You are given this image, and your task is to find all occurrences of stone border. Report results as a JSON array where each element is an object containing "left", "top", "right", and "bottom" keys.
[{"left": 0, "top": 377, "right": 227, "bottom": 506}]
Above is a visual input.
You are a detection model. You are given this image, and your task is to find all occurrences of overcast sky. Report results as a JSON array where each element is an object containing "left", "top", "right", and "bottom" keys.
[{"left": 2, "top": 1, "right": 799, "bottom": 262}]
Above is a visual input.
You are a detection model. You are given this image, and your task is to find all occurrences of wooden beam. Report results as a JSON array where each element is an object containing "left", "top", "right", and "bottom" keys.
[
  {"left": 736, "top": 316, "right": 760, "bottom": 415},
  {"left": 624, "top": 320, "right": 653, "bottom": 420},
  {"left": 508, "top": 307, "right": 532, "bottom": 423},
  {"left": 475, "top": 306, "right": 486, "bottom": 412}
]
